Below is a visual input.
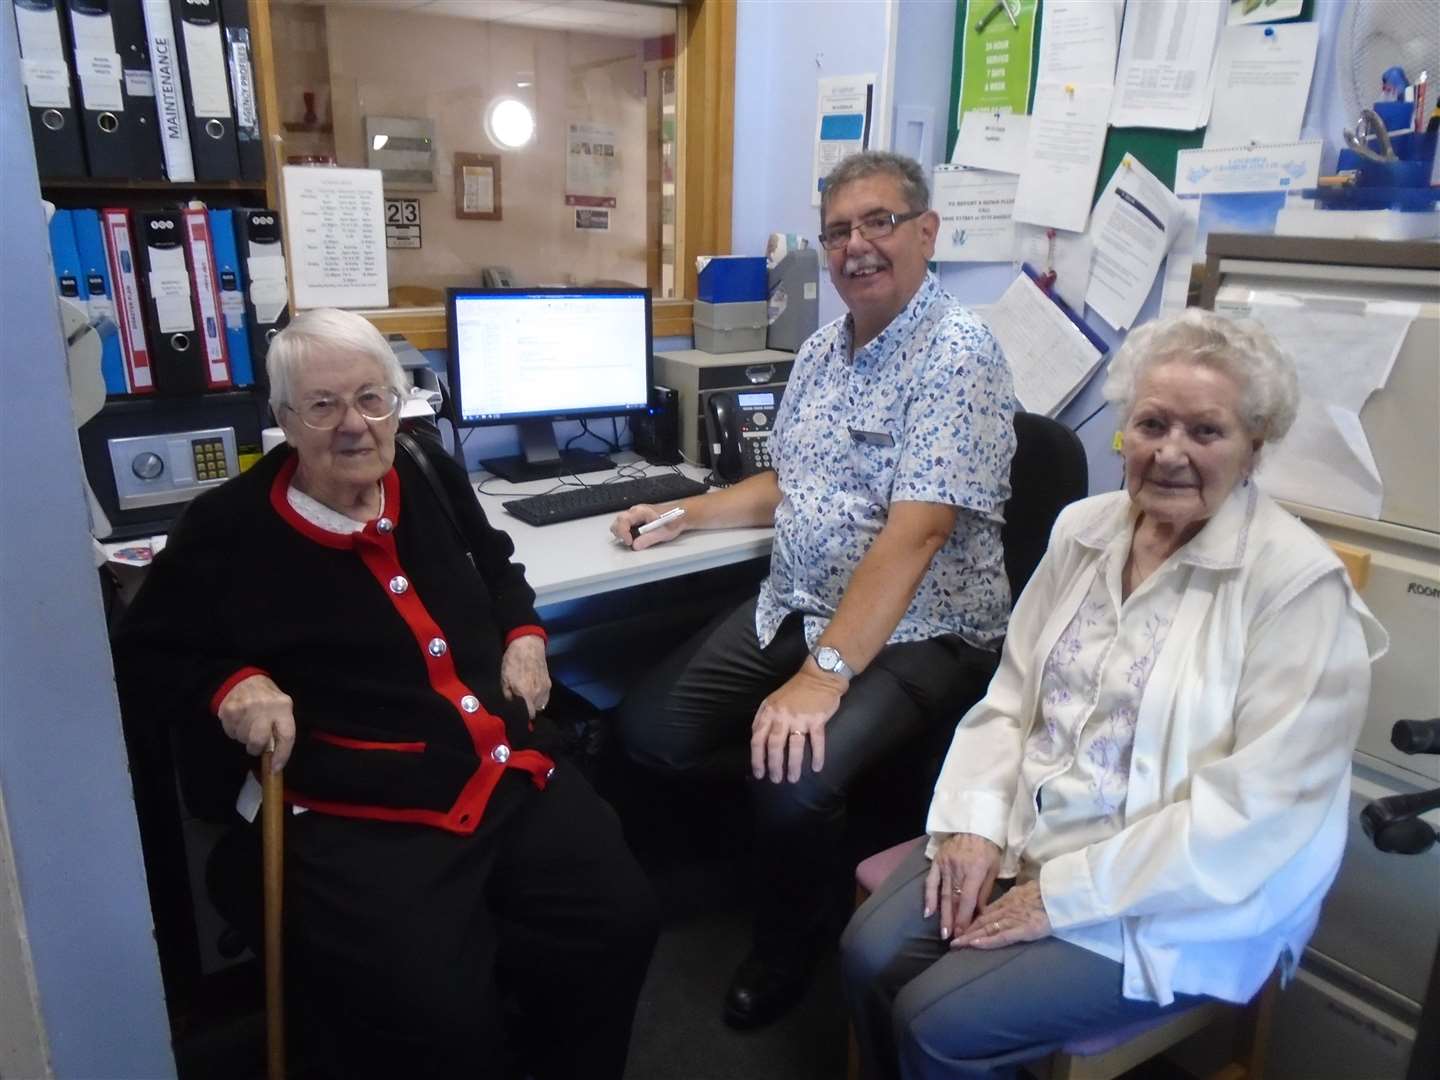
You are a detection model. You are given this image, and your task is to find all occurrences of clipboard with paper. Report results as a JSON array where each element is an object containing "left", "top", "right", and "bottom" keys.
[{"left": 980, "top": 264, "right": 1108, "bottom": 418}]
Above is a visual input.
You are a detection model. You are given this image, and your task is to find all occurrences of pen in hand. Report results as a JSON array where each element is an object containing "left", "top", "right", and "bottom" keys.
[{"left": 631, "top": 507, "right": 686, "bottom": 540}]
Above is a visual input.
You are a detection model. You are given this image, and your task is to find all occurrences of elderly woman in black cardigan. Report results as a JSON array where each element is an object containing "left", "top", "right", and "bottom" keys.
[{"left": 114, "top": 308, "right": 656, "bottom": 1080}]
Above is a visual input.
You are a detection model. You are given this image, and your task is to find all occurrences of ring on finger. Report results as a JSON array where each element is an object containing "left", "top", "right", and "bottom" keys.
[
  {"left": 952, "top": 885, "right": 964, "bottom": 895},
  {"left": 789, "top": 730, "right": 804, "bottom": 739}
]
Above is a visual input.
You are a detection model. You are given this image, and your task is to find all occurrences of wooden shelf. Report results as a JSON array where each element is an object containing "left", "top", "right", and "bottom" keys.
[
  {"left": 40, "top": 178, "right": 266, "bottom": 192},
  {"left": 282, "top": 121, "right": 333, "bottom": 134}
]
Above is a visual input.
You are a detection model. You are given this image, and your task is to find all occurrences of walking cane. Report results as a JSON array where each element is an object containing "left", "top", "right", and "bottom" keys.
[{"left": 261, "top": 739, "right": 286, "bottom": 1080}]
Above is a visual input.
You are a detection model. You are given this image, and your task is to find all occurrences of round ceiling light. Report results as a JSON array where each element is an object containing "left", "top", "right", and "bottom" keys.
[{"left": 487, "top": 97, "right": 535, "bottom": 149}]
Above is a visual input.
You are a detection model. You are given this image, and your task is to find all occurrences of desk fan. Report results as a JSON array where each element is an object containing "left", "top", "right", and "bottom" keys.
[{"left": 1336, "top": 0, "right": 1439, "bottom": 124}]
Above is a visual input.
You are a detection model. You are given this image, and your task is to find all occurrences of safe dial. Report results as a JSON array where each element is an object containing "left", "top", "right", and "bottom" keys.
[{"left": 132, "top": 451, "right": 165, "bottom": 480}]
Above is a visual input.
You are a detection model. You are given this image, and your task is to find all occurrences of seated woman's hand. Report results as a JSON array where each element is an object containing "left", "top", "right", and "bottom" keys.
[
  {"left": 609, "top": 503, "right": 683, "bottom": 551},
  {"left": 216, "top": 673, "right": 296, "bottom": 773},
  {"left": 925, "top": 832, "right": 1002, "bottom": 940},
  {"left": 501, "top": 635, "right": 551, "bottom": 720},
  {"left": 952, "top": 879, "right": 1051, "bottom": 950}
]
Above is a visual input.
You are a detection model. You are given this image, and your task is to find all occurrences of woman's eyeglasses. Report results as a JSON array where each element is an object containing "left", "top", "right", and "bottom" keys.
[
  {"left": 284, "top": 385, "right": 402, "bottom": 431},
  {"left": 818, "top": 209, "right": 925, "bottom": 251}
]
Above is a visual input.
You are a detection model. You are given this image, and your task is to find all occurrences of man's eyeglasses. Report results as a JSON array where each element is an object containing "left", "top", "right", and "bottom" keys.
[
  {"left": 818, "top": 209, "right": 925, "bottom": 251},
  {"left": 284, "top": 385, "right": 402, "bottom": 431}
]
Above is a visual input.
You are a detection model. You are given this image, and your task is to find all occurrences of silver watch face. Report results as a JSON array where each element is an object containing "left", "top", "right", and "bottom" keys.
[{"left": 816, "top": 646, "right": 841, "bottom": 671}]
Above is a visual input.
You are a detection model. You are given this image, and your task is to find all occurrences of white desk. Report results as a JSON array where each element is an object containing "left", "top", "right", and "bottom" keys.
[{"left": 470, "top": 460, "right": 773, "bottom": 607}]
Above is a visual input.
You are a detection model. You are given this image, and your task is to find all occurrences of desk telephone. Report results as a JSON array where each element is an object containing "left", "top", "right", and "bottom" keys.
[{"left": 705, "top": 388, "right": 781, "bottom": 484}]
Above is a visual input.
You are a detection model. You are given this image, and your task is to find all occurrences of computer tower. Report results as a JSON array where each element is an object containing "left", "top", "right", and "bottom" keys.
[{"left": 633, "top": 384, "right": 682, "bottom": 464}]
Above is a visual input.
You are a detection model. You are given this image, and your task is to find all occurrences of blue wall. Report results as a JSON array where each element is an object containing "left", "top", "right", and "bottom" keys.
[{"left": 0, "top": 3, "right": 175, "bottom": 1074}]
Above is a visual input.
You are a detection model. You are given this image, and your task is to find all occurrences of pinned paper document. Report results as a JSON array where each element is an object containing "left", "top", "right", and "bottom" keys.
[
  {"left": 1203, "top": 23, "right": 1319, "bottom": 149},
  {"left": 1036, "top": 0, "right": 1121, "bottom": 87},
  {"left": 1111, "top": 0, "right": 1226, "bottom": 130},
  {"left": 1012, "top": 81, "right": 1113, "bottom": 232},
  {"left": 1085, "top": 155, "right": 1184, "bottom": 330},
  {"left": 932, "top": 166, "right": 1018, "bottom": 263},
  {"left": 813, "top": 75, "right": 875, "bottom": 207}
]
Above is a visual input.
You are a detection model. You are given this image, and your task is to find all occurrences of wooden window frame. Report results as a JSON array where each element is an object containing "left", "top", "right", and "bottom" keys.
[{"left": 253, "top": 0, "right": 734, "bottom": 350}]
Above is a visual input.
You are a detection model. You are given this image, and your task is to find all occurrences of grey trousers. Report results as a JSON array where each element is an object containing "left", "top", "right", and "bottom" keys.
[{"left": 841, "top": 841, "right": 1209, "bottom": 1080}]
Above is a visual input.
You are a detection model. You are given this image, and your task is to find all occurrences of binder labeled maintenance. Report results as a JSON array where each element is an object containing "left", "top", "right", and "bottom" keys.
[
  {"left": 14, "top": 0, "right": 87, "bottom": 178},
  {"left": 233, "top": 209, "right": 290, "bottom": 384},
  {"left": 136, "top": 210, "right": 207, "bottom": 395},
  {"left": 101, "top": 207, "right": 156, "bottom": 393},
  {"left": 72, "top": 208, "right": 130, "bottom": 394},
  {"left": 219, "top": 0, "right": 262, "bottom": 182},
  {"left": 170, "top": 0, "right": 238, "bottom": 181},
  {"left": 100, "top": 0, "right": 167, "bottom": 179},
  {"left": 141, "top": 0, "right": 193, "bottom": 181}
]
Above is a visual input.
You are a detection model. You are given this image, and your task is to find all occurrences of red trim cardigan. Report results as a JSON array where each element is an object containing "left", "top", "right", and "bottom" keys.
[{"left": 114, "top": 437, "right": 553, "bottom": 834}]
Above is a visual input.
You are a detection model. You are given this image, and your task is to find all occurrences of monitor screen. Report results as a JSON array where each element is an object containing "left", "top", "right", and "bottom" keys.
[{"left": 447, "top": 287, "right": 652, "bottom": 426}]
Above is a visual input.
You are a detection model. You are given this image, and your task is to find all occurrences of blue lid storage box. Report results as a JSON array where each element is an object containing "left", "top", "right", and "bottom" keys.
[{"left": 697, "top": 256, "right": 768, "bottom": 303}]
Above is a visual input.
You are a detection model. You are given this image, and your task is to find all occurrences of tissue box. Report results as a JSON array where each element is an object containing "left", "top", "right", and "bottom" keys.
[
  {"left": 693, "top": 300, "right": 768, "bottom": 354},
  {"left": 697, "top": 256, "right": 768, "bottom": 303}
]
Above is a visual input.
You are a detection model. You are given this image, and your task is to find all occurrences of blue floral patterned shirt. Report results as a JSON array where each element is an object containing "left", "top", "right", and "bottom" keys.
[{"left": 756, "top": 272, "right": 1016, "bottom": 651}]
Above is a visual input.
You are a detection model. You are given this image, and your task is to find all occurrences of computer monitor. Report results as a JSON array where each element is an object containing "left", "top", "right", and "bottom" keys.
[{"left": 445, "top": 285, "right": 654, "bottom": 482}]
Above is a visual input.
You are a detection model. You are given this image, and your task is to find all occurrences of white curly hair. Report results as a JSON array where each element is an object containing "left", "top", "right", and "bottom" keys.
[
  {"left": 1102, "top": 308, "right": 1299, "bottom": 445},
  {"left": 266, "top": 308, "right": 408, "bottom": 418}
]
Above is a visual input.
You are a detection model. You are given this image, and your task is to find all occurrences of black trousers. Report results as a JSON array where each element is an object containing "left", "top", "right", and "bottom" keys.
[
  {"left": 617, "top": 596, "right": 997, "bottom": 964},
  {"left": 281, "top": 764, "right": 658, "bottom": 1080}
]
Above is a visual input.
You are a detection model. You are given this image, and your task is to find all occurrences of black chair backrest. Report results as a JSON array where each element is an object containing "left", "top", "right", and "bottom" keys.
[{"left": 999, "top": 412, "right": 1089, "bottom": 603}]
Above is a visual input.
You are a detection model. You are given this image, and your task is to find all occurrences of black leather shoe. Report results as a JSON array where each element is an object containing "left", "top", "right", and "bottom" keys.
[{"left": 722, "top": 950, "right": 811, "bottom": 1030}]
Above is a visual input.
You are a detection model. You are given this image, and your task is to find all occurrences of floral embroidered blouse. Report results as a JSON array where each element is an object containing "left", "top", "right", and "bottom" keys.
[{"left": 1013, "top": 533, "right": 1180, "bottom": 962}]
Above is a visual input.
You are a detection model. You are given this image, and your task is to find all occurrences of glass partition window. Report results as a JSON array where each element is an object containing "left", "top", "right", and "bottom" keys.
[{"left": 270, "top": 0, "right": 680, "bottom": 306}]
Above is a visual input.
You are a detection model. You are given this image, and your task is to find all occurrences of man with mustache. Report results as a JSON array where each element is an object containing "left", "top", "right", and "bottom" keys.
[{"left": 610, "top": 151, "right": 1016, "bottom": 1028}]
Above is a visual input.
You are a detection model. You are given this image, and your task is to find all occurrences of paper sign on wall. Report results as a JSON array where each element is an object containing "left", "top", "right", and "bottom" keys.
[
  {"left": 813, "top": 74, "right": 875, "bottom": 207},
  {"left": 284, "top": 166, "right": 389, "bottom": 309},
  {"left": 566, "top": 121, "right": 619, "bottom": 209},
  {"left": 932, "top": 165, "right": 1018, "bottom": 263}
]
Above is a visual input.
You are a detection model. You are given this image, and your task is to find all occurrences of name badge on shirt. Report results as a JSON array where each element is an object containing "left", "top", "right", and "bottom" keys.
[{"left": 849, "top": 427, "right": 896, "bottom": 448}]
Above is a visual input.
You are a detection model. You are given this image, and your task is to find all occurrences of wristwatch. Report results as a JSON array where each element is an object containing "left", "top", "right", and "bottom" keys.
[{"left": 811, "top": 644, "right": 855, "bottom": 680}]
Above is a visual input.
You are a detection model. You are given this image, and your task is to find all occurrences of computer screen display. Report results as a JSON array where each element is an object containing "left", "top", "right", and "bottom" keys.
[{"left": 448, "top": 287, "right": 652, "bottom": 426}]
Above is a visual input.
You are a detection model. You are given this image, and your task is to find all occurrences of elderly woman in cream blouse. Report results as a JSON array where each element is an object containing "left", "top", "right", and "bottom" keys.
[{"left": 842, "top": 309, "right": 1388, "bottom": 1080}]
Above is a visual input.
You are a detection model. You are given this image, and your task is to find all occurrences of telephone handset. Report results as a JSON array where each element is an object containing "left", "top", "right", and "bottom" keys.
[{"left": 705, "top": 388, "right": 780, "bottom": 484}]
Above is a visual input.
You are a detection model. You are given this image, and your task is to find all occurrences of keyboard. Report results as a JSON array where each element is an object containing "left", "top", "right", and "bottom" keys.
[{"left": 501, "top": 473, "right": 710, "bottom": 527}]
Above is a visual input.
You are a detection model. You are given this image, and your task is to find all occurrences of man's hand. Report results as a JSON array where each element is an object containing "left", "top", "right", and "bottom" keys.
[
  {"left": 217, "top": 673, "right": 296, "bottom": 773},
  {"left": 952, "top": 879, "right": 1051, "bottom": 949},
  {"left": 924, "top": 832, "right": 1002, "bottom": 940},
  {"left": 609, "top": 503, "right": 686, "bottom": 551},
  {"left": 501, "top": 634, "right": 551, "bottom": 719},
  {"left": 750, "top": 660, "right": 847, "bottom": 783}
]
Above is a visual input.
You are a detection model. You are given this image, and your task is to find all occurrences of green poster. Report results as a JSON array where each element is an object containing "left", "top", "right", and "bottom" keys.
[{"left": 958, "top": 0, "right": 1038, "bottom": 116}]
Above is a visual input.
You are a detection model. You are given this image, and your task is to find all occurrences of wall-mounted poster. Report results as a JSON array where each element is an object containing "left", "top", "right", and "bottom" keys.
[{"left": 566, "top": 122, "right": 619, "bottom": 208}]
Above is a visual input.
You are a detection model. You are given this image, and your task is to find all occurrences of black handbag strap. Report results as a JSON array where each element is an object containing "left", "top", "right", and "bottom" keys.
[{"left": 395, "top": 430, "right": 473, "bottom": 561}]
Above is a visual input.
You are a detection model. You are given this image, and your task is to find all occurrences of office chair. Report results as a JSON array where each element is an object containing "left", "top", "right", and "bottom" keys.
[
  {"left": 999, "top": 412, "right": 1090, "bottom": 603},
  {"left": 848, "top": 540, "right": 1375, "bottom": 1080}
]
